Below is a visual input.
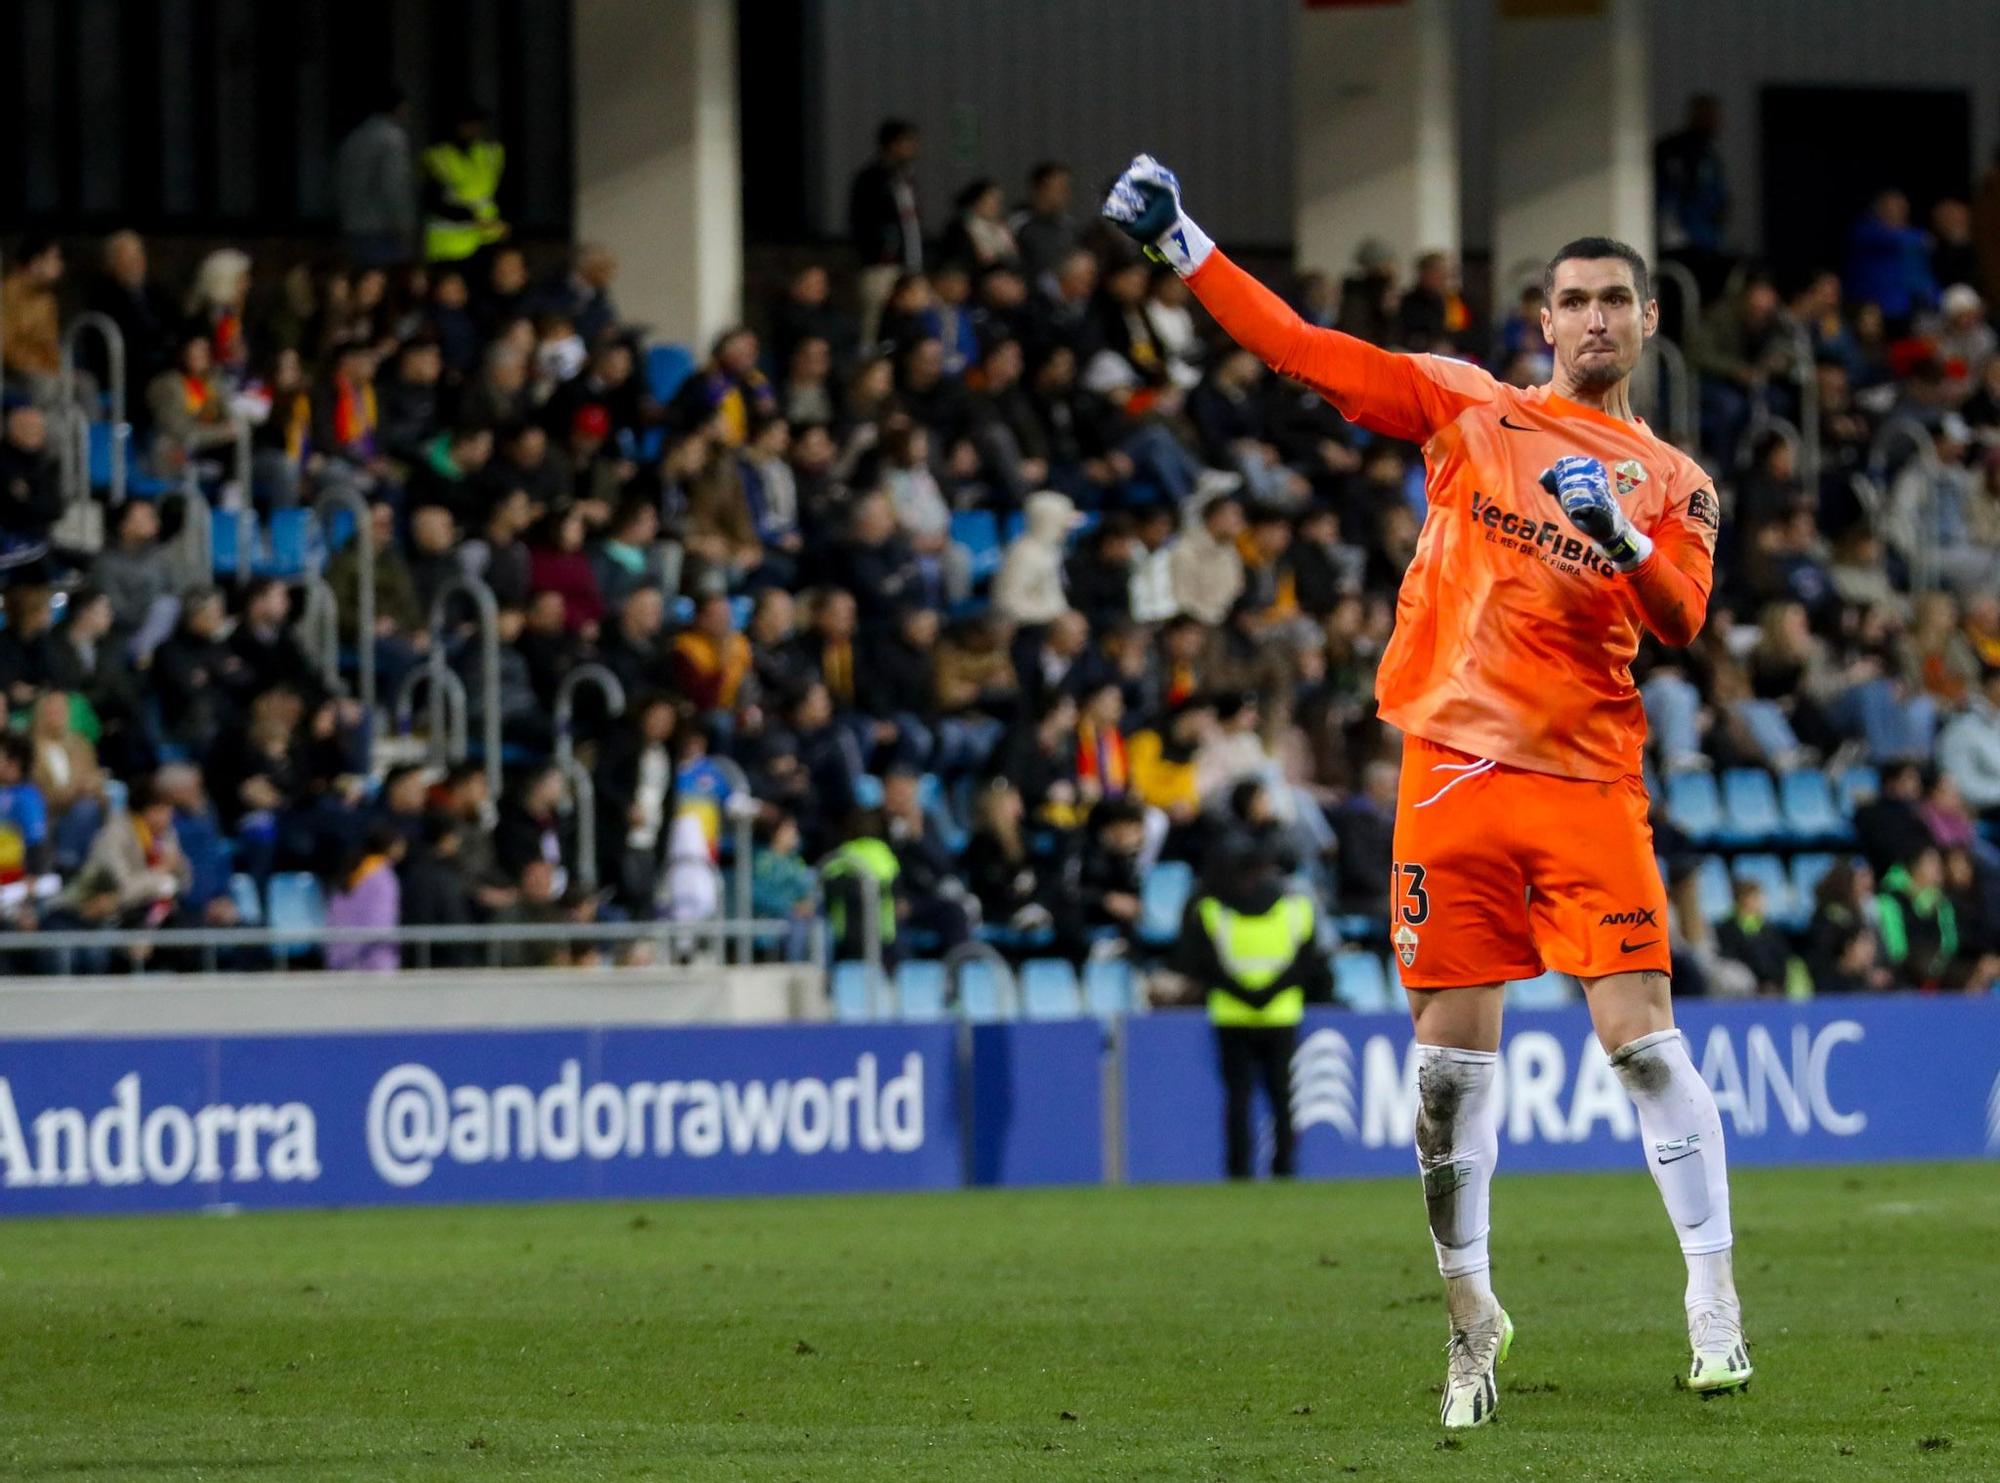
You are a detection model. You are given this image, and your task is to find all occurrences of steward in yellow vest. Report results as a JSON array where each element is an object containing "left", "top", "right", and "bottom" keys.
[
  {"left": 422, "top": 107, "right": 508, "bottom": 264},
  {"left": 1174, "top": 840, "right": 1330, "bottom": 1179}
]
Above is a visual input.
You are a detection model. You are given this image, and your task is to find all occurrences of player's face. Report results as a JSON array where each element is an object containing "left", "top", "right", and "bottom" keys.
[{"left": 1541, "top": 259, "right": 1656, "bottom": 392}]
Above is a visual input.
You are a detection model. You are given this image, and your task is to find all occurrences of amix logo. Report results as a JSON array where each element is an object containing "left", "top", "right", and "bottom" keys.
[
  {"left": 1599, "top": 909, "right": 1659, "bottom": 927},
  {"left": 1467, "top": 490, "right": 1618, "bottom": 578}
]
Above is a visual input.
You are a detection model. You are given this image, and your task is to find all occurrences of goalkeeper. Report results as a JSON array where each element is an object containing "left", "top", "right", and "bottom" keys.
[{"left": 1104, "top": 155, "right": 1748, "bottom": 1427}]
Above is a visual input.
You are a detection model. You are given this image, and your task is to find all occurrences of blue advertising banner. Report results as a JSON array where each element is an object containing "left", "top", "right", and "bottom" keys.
[
  {"left": 0, "top": 1023, "right": 962, "bottom": 1217},
  {"left": 1123, "top": 997, "right": 2000, "bottom": 1183},
  {"left": 968, "top": 1020, "right": 1104, "bottom": 1187}
]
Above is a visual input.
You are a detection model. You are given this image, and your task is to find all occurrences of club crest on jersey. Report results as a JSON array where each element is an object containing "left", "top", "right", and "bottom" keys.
[
  {"left": 1613, "top": 459, "right": 1648, "bottom": 497},
  {"left": 1394, "top": 924, "right": 1419, "bottom": 968}
]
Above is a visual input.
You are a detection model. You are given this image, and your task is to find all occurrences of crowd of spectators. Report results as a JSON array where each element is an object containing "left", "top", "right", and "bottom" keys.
[{"left": 0, "top": 104, "right": 1996, "bottom": 993}]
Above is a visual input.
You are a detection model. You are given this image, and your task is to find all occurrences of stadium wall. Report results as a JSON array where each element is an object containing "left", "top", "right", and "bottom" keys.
[
  {"left": 806, "top": 0, "right": 2000, "bottom": 259},
  {"left": 2, "top": 994, "right": 1994, "bottom": 1217}
]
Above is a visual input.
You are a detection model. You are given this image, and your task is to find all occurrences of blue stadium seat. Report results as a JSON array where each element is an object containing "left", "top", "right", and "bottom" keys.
[
  {"left": 1083, "top": 958, "right": 1136, "bottom": 1018},
  {"left": 1717, "top": 769, "right": 1783, "bottom": 846},
  {"left": 894, "top": 959, "right": 948, "bottom": 1021},
  {"left": 266, "top": 872, "right": 325, "bottom": 961},
  {"left": 728, "top": 594, "right": 754, "bottom": 630},
  {"left": 87, "top": 422, "right": 124, "bottom": 491},
  {"left": 1780, "top": 769, "right": 1849, "bottom": 843},
  {"left": 852, "top": 775, "right": 885, "bottom": 809},
  {"left": 229, "top": 873, "right": 264, "bottom": 927},
  {"left": 1694, "top": 856, "right": 1733, "bottom": 923},
  {"left": 646, "top": 343, "right": 696, "bottom": 404},
  {"left": 1020, "top": 959, "right": 1082, "bottom": 1019},
  {"left": 1790, "top": 852, "right": 1838, "bottom": 913},
  {"left": 1507, "top": 970, "right": 1574, "bottom": 1009},
  {"left": 255, "top": 508, "right": 314, "bottom": 579},
  {"left": 325, "top": 503, "right": 358, "bottom": 552},
  {"left": 1002, "top": 511, "right": 1026, "bottom": 544},
  {"left": 955, "top": 958, "right": 1014, "bottom": 1021},
  {"left": 211, "top": 510, "right": 258, "bottom": 579},
  {"left": 1665, "top": 771, "right": 1722, "bottom": 842},
  {"left": 1835, "top": 766, "right": 1880, "bottom": 816},
  {"left": 1138, "top": 861, "right": 1193, "bottom": 946},
  {"left": 951, "top": 511, "right": 1002, "bottom": 582},
  {"left": 1335, "top": 951, "right": 1394, "bottom": 1012},
  {"left": 831, "top": 962, "right": 876, "bottom": 1022},
  {"left": 1731, "top": 853, "right": 1796, "bottom": 928}
]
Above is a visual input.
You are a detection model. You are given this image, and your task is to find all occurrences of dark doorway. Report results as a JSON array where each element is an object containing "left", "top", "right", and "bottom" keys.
[{"left": 1759, "top": 85, "right": 1970, "bottom": 279}]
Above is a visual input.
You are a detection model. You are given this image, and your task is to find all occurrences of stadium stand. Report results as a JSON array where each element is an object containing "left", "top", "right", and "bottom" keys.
[{"left": 2, "top": 129, "right": 1998, "bottom": 1007}]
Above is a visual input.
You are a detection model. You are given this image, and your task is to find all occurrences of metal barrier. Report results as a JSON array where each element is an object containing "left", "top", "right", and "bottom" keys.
[
  {"left": 314, "top": 487, "right": 376, "bottom": 719},
  {"left": 553, "top": 663, "right": 627, "bottom": 756},
  {"left": 946, "top": 941, "right": 1020, "bottom": 1018},
  {"left": 1654, "top": 259, "right": 1702, "bottom": 346},
  {"left": 1868, "top": 416, "right": 1944, "bottom": 594},
  {"left": 59, "top": 312, "right": 129, "bottom": 506},
  {"left": 1784, "top": 321, "right": 1821, "bottom": 495},
  {"left": 393, "top": 662, "right": 468, "bottom": 768},
  {"left": 1640, "top": 335, "right": 1699, "bottom": 454},
  {"left": 552, "top": 664, "right": 627, "bottom": 899},
  {"left": 0, "top": 916, "right": 815, "bottom": 977},
  {"left": 298, "top": 575, "right": 343, "bottom": 697},
  {"left": 426, "top": 573, "right": 501, "bottom": 797},
  {"left": 707, "top": 755, "right": 758, "bottom": 948}
]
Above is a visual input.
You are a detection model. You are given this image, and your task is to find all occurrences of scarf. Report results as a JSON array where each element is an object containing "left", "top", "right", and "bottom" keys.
[
  {"left": 346, "top": 853, "right": 391, "bottom": 892},
  {"left": 333, "top": 375, "right": 378, "bottom": 449},
  {"left": 1076, "top": 720, "right": 1127, "bottom": 795}
]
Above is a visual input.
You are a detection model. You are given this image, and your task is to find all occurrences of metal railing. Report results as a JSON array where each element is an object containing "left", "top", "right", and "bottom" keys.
[
  {"left": 393, "top": 663, "right": 468, "bottom": 768},
  {"left": 0, "top": 916, "right": 818, "bottom": 977},
  {"left": 314, "top": 487, "right": 375, "bottom": 718},
  {"left": 707, "top": 755, "right": 757, "bottom": 939},
  {"left": 552, "top": 664, "right": 627, "bottom": 898},
  {"left": 1654, "top": 259, "right": 1702, "bottom": 347},
  {"left": 1868, "top": 416, "right": 1944, "bottom": 594},
  {"left": 298, "top": 575, "right": 343, "bottom": 697},
  {"left": 1783, "top": 320, "right": 1821, "bottom": 494},
  {"left": 59, "top": 312, "right": 128, "bottom": 506},
  {"left": 426, "top": 572, "right": 501, "bottom": 797},
  {"left": 1639, "top": 335, "right": 1698, "bottom": 454},
  {"left": 946, "top": 941, "right": 1020, "bottom": 1017}
]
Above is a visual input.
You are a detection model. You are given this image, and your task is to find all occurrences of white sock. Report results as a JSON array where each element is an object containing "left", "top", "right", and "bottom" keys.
[
  {"left": 1610, "top": 1029, "right": 1738, "bottom": 1310},
  {"left": 1414, "top": 1044, "right": 1500, "bottom": 1323}
]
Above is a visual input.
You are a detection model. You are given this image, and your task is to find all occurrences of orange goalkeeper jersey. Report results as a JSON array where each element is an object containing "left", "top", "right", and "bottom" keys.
[{"left": 1185, "top": 251, "right": 1717, "bottom": 783}]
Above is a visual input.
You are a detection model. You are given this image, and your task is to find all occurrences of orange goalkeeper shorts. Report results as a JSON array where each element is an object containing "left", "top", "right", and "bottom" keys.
[{"left": 1386, "top": 734, "right": 1672, "bottom": 989}]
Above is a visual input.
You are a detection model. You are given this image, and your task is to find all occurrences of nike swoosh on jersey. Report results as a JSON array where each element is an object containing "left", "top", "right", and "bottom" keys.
[
  {"left": 1498, "top": 415, "right": 1535, "bottom": 432},
  {"left": 1656, "top": 1144, "right": 1701, "bottom": 1165},
  {"left": 1620, "top": 935, "right": 1660, "bottom": 953}
]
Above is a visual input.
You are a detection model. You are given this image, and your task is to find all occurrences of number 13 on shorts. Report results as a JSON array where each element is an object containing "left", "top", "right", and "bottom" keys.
[{"left": 1392, "top": 860, "right": 1428, "bottom": 969}]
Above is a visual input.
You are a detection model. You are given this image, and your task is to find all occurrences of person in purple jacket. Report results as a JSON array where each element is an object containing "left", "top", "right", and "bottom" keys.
[{"left": 325, "top": 822, "right": 406, "bottom": 973}]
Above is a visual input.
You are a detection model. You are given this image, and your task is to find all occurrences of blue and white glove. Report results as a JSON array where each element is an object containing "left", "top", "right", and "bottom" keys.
[
  {"left": 1101, "top": 154, "right": 1215, "bottom": 278},
  {"left": 1540, "top": 454, "right": 1653, "bottom": 571}
]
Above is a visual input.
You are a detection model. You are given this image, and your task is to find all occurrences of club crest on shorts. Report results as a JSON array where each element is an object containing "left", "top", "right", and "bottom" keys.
[
  {"left": 1613, "top": 459, "right": 1648, "bottom": 497},
  {"left": 1394, "top": 924, "right": 1420, "bottom": 968}
]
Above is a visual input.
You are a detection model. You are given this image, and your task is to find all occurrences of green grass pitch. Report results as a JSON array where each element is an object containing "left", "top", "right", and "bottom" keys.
[{"left": 3, "top": 1162, "right": 1994, "bottom": 1480}]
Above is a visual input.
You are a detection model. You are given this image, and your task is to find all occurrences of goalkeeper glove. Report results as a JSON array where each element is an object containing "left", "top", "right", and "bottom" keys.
[
  {"left": 1101, "top": 154, "right": 1215, "bottom": 278},
  {"left": 1540, "top": 455, "right": 1653, "bottom": 571}
]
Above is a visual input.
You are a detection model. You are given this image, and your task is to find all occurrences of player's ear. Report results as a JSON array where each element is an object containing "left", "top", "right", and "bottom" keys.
[
  {"left": 1540, "top": 305, "right": 1554, "bottom": 348},
  {"left": 1641, "top": 296, "right": 1660, "bottom": 340}
]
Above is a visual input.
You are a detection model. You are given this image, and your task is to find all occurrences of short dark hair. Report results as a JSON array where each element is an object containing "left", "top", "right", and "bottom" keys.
[
  {"left": 1543, "top": 237, "right": 1651, "bottom": 302},
  {"left": 1029, "top": 161, "right": 1070, "bottom": 190},
  {"left": 877, "top": 118, "right": 917, "bottom": 151}
]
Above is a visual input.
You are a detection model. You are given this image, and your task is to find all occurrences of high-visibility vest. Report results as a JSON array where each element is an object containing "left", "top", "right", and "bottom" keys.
[
  {"left": 422, "top": 140, "right": 507, "bottom": 262},
  {"left": 822, "top": 837, "right": 900, "bottom": 947},
  {"left": 1201, "top": 893, "right": 1315, "bottom": 1028}
]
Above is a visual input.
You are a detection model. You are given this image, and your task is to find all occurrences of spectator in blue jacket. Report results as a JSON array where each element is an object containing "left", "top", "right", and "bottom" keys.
[{"left": 1847, "top": 191, "right": 1938, "bottom": 332}]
